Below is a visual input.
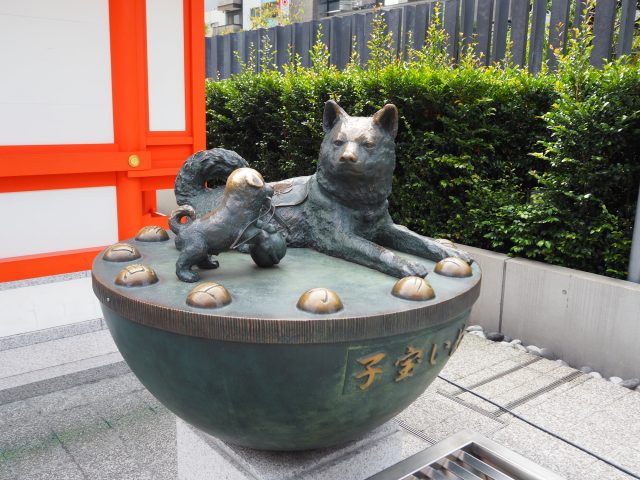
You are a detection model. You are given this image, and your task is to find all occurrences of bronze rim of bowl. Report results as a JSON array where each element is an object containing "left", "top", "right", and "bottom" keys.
[
  {"left": 434, "top": 257, "right": 473, "bottom": 278},
  {"left": 297, "top": 288, "right": 344, "bottom": 314},
  {"left": 391, "top": 276, "right": 435, "bottom": 301},
  {"left": 186, "top": 282, "right": 232, "bottom": 309}
]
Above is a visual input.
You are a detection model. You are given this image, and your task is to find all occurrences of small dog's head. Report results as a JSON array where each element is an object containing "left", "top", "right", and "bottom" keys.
[
  {"left": 224, "top": 168, "right": 273, "bottom": 209},
  {"left": 317, "top": 101, "right": 398, "bottom": 206}
]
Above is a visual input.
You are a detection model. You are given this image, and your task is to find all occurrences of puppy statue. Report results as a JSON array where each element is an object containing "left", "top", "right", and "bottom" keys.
[{"left": 169, "top": 168, "right": 286, "bottom": 282}]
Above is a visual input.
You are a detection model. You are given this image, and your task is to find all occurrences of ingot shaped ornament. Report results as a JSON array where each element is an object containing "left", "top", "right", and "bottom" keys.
[
  {"left": 186, "top": 282, "right": 232, "bottom": 309},
  {"left": 391, "top": 276, "right": 435, "bottom": 301},
  {"left": 434, "top": 257, "right": 473, "bottom": 278},
  {"left": 297, "top": 288, "right": 343, "bottom": 314},
  {"left": 135, "top": 226, "right": 169, "bottom": 242},
  {"left": 102, "top": 243, "right": 141, "bottom": 262},
  {"left": 115, "top": 264, "right": 158, "bottom": 287}
]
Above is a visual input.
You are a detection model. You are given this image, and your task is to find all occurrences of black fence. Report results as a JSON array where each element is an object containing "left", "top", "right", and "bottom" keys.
[{"left": 206, "top": 0, "right": 638, "bottom": 78}]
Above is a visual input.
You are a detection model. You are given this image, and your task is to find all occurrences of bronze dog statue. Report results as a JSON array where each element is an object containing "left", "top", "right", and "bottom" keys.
[
  {"left": 169, "top": 168, "right": 286, "bottom": 282},
  {"left": 174, "top": 101, "right": 471, "bottom": 278}
]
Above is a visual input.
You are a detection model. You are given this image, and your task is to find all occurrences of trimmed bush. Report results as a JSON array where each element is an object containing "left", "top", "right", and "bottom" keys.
[{"left": 205, "top": 23, "right": 640, "bottom": 279}]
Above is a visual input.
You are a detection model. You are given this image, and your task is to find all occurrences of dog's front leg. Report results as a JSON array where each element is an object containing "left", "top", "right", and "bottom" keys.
[
  {"left": 375, "top": 223, "right": 473, "bottom": 263},
  {"left": 319, "top": 234, "right": 429, "bottom": 278}
]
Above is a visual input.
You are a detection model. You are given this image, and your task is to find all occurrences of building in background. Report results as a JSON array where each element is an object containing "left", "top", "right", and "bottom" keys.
[{"left": 205, "top": 0, "right": 418, "bottom": 33}]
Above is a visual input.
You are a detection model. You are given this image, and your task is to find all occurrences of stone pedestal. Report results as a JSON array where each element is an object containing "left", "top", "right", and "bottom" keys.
[{"left": 176, "top": 418, "right": 404, "bottom": 480}]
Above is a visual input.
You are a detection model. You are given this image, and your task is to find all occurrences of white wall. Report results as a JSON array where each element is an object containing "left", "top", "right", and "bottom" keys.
[
  {"left": 0, "top": 187, "right": 118, "bottom": 258},
  {"left": 0, "top": 277, "right": 102, "bottom": 337},
  {"left": 146, "top": 0, "right": 186, "bottom": 131},
  {"left": 243, "top": 0, "right": 262, "bottom": 30},
  {"left": 0, "top": 0, "right": 114, "bottom": 145}
]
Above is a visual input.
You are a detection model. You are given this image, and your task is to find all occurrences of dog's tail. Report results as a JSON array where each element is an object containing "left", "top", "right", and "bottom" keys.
[
  {"left": 174, "top": 148, "right": 249, "bottom": 206},
  {"left": 169, "top": 205, "right": 196, "bottom": 234}
]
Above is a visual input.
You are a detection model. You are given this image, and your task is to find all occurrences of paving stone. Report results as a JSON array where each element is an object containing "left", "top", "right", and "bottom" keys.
[
  {"left": 488, "top": 421, "right": 598, "bottom": 480},
  {"left": 560, "top": 421, "right": 628, "bottom": 458},
  {"left": 0, "top": 317, "right": 105, "bottom": 353},
  {"left": 0, "top": 330, "right": 117, "bottom": 379},
  {"left": 396, "top": 391, "right": 468, "bottom": 431},
  {"left": 63, "top": 427, "right": 139, "bottom": 480},
  {"left": 473, "top": 368, "right": 543, "bottom": 398},
  {"left": 8, "top": 443, "right": 84, "bottom": 480},
  {"left": 456, "top": 391, "right": 497, "bottom": 410},
  {"left": 608, "top": 444, "right": 640, "bottom": 475},
  {"left": 419, "top": 405, "right": 506, "bottom": 443},
  {"left": 524, "top": 357, "right": 561, "bottom": 374},
  {"left": 570, "top": 458, "right": 636, "bottom": 480},
  {"left": 116, "top": 404, "right": 177, "bottom": 472},
  {"left": 396, "top": 429, "right": 432, "bottom": 458},
  {"left": 0, "top": 399, "right": 41, "bottom": 429},
  {"left": 492, "top": 375, "right": 561, "bottom": 406}
]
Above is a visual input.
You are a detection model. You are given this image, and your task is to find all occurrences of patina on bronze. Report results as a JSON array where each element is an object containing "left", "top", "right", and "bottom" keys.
[
  {"left": 173, "top": 101, "right": 473, "bottom": 280},
  {"left": 93, "top": 239, "right": 480, "bottom": 451},
  {"left": 169, "top": 168, "right": 287, "bottom": 283}
]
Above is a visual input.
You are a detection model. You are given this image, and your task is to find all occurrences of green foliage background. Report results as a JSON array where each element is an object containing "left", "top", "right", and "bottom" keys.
[{"left": 205, "top": 19, "right": 640, "bottom": 279}]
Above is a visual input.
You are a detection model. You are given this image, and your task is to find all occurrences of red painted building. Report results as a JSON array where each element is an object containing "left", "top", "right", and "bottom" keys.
[{"left": 0, "top": 0, "right": 205, "bottom": 282}]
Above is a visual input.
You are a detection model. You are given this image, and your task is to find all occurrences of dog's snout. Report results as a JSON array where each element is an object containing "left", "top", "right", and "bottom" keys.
[{"left": 339, "top": 146, "right": 358, "bottom": 163}]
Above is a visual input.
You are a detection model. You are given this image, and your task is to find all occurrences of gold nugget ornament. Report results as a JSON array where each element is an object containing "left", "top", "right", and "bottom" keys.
[
  {"left": 434, "top": 257, "right": 473, "bottom": 278},
  {"left": 186, "top": 282, "right": 232, "bottom": 309},
  {"left": 115, "top": 264, "right": 158, "bottom": 287},
  {"left": 297, "top": 288, "right": 343, "bottom": 314},
  {"left": 102, "top": 243, "right": 141, "bottom": 262},
  {"left": 135, "top": 226, "right": 169, "bottom": 242},
  {"left": 391, "top": 276, "right": 435, "bottom": 301}
]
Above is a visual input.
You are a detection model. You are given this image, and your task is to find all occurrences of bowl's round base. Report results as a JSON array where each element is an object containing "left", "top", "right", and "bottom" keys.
[{"left": 93, "top": 237, "right": 480, "bottom": 450}]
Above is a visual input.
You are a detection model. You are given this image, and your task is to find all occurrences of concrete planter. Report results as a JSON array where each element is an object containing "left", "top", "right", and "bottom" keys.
[{"left": 460, "top": 244, "right": 640, "bottom": 379}]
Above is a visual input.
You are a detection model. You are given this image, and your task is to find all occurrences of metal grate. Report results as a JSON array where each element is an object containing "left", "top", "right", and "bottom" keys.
[{"left": 366, "top": 430, "right": 566, "bottom": 480}]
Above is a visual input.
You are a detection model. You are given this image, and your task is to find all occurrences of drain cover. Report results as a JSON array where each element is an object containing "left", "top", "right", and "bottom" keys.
[{"left": 366, "top": 430, "right": 565, "bottom": 480}]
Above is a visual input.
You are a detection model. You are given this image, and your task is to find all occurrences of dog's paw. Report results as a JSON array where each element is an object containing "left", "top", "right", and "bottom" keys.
[
  {"left": 442, "top": 247, "right": 473, "bottom": 264},
  {"left": 399, "top": 260, "right": 429, "bottom": 278},
  {"left": 198, "top": 257, "right": 220, "bottom": 270},
  {"left": 177, "top": 269, "right": 200, "bottom": 283}
]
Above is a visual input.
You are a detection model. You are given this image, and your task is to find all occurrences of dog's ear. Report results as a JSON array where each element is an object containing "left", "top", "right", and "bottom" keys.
[
  {"left": 373, "top": 104, "right": 399, "bottom": 139},
  {"left": 323, "top": 100, "right": 347, "bottom": 133}
]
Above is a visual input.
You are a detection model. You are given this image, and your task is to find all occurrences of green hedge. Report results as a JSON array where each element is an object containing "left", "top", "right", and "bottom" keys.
[{"left": 205, "top": 31, "right": 640, "bottom": 279}]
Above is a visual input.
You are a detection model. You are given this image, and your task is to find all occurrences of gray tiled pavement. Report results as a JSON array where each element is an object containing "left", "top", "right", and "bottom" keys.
[{"left": 0, "top": 331, "right": 638, "bottom": 479}]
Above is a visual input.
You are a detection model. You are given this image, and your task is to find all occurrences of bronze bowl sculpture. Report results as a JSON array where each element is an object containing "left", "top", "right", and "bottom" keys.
[
  {"left": 93, "top": 101, "right": 481, "bottom": 451},
  {"left": 93, "top": 231, "right": 480, "bottom": 451}
]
